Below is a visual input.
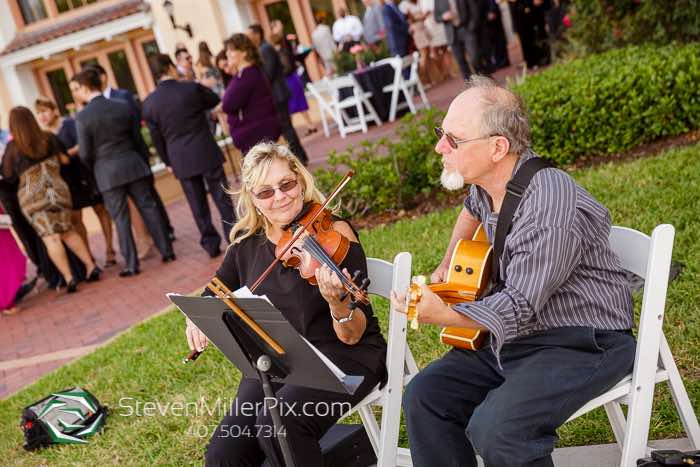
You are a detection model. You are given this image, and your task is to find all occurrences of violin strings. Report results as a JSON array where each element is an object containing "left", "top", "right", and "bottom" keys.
[{"left": 302, "top": 237, "right": 356, "bottom": 291}]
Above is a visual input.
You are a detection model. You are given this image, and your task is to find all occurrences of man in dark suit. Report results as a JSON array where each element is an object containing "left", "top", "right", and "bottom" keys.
[
  {"left": 143, "top": 54, "right": 234, "bottom": 258},
  {"left": 87, "top": 64, "right": 175, "bottom": 241},
  {"left": 434, "top": 0, "right": 483, "bottom": 79},
  {"left": 382, "top": 0, "right": 410, "bottom": 57},
  {"left": 73, "top": 68, "right": 175, "bottom": 277},
  {"left": 247, "top": 24, "right": 309, "bottom": 165}
]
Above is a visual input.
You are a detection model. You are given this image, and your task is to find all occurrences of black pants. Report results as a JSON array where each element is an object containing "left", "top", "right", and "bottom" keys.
[
  {"left": 148, "top": 174, "right": 174, "bottom": 236},
  {"left": 101, "top": 176, "right": 173, "bottom": 271},
  {"left": 205, "top": 372, "right": 380, "bottom": 467},
  {"left": 450, "top": 27, "right": 481, "bottom": 79},
  {"left": 275, "top": 101, "right": 308, "bottom": 164},
  {"left": 403, "top": 327, "right": 636, "bottom": 467},
  {"left": 179, "top": 165, "right": 235, "bottom": 255}
]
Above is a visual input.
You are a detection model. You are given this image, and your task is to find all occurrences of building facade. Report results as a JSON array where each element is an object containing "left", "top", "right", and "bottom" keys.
[{"left": 0, "top": 0, "right": 362, "bottom": 126}]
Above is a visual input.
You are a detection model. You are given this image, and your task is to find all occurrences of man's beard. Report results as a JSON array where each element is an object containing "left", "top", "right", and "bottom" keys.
[{"left": 440, "top": 168, "right": 465, "bottom": 191}]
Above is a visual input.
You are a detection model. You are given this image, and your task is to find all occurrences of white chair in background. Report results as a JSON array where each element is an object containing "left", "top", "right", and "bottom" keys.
[
  {"left": 340, "top": 252, "right": 417, "bottom": 466},
  {"left": 565, "top": 224, "right": 700, "bottom": 467},
  {"left": 326, "top": 75, "right": 382, "bottom": 138},
  {"left": 374, "top": 52, "right": 430, "bottom": 122},
  {"left": 305, "top": 80, "right": 341, "bottom": 138}
]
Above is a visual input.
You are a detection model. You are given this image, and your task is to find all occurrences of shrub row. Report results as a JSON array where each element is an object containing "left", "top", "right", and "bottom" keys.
[{"left": 514, "top": 42, "right": 700, "bottom": 165}]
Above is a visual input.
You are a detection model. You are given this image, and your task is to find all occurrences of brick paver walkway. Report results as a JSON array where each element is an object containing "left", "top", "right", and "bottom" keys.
[{"left": 1, "top": 48, "right": 524, "bottom": 399}]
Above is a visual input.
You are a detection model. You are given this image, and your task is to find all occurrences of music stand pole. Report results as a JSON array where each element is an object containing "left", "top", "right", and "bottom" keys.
[{"left": 256, "top": 355, "right": 295, "bottom": 467}]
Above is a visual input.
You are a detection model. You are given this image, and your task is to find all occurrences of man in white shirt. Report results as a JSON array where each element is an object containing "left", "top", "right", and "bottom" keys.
[{"left": 332, "top": 8, "right": 364, "bottom": 51}]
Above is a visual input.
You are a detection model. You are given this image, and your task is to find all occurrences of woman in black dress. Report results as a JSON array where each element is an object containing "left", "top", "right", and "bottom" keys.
[
  {"left": 35, "top": 97, "right": 116, "bottom": 267},
  {"left": 187, "top": 142, "right": 387, "bottom": 467}
]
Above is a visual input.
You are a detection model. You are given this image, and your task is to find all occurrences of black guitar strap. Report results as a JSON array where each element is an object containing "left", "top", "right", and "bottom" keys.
[{"left": 491, "top": 158, "right": 552, "bottom": 287}]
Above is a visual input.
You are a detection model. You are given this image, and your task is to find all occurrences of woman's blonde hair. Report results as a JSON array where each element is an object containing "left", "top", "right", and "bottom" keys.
[{"left": 228, "top": 142, "right": 329, "bottom": 245}]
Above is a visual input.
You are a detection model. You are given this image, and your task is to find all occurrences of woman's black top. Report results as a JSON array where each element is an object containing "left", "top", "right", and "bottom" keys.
[
  {"left": 55, "top": 119, "right": 102, "bottom": 209},
  {"left": 211, "top": 227, "right": 388, "bottom": 383},
  {"left": 2, "top": 136, "right": 64, "bottom": 182}
]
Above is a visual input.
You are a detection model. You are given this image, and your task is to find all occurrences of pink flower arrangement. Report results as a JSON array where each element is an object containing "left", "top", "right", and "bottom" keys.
[{"left": 349, "top": 44, "right": 365, "bottom": 55}]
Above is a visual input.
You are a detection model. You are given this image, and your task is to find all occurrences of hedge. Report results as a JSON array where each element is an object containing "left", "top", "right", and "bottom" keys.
[{"left": 515, "top": 42, "right": 700, "bottom": 165}]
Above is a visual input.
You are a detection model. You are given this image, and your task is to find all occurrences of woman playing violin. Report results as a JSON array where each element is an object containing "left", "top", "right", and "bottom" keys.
[{"left": 187, "top": 142, "right": 387, "bottom": 467}]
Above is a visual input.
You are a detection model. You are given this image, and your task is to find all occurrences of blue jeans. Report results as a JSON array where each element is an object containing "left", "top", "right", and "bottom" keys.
[{"left": 403, "top": 327, "right": 636, "bottom": 467}]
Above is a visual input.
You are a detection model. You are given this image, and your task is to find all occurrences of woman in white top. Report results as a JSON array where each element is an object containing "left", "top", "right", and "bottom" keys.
[
  {"left": 399, "top": 0, "right": 432, "bottom": 85},
  {"left": 312, "top": 11, "right": 337, "bottom": 76},
  {"left": 419, "top": 0, "right": 454, "bottom": 82}
]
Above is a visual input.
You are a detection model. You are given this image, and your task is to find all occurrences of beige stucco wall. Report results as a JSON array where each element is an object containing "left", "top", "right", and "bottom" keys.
[
  {"left": 149, "top": 0, "right": 235, "bottom": 59},
  {"left": 0, "top": 75, "right": 12, "bottom": 128}
]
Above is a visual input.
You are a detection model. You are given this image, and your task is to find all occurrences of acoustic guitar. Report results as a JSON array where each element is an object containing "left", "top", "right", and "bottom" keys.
[{"left": 405, "top": 224, "right": 492, "bottom": 350}]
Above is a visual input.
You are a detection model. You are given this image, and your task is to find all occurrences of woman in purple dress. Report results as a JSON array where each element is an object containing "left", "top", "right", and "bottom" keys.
[{"left": 221, "top": 34, "right": 282, "bottom": 156}]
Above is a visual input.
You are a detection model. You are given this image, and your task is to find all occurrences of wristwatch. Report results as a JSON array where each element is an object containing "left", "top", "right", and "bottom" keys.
[{"left": 330, "top": 307, "right": 355, "bottom": 324}]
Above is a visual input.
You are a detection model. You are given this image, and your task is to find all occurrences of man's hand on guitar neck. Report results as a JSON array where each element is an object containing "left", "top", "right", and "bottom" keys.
[{"left": 391, "top": 285, "right": 486, "bottom": 329}]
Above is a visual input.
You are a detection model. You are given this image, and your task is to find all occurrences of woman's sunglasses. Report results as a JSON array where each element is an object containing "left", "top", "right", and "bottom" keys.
[
  {"left": 434, "top": 127, "right": 494, "bottom": 150},
  {"left": 253, "top": 179, "right": 299, "bottom": 200}
]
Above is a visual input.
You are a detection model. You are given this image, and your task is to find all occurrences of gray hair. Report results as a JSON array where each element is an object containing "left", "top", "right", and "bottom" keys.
[{"left": 464, "top": 75, "right": 531, "bottom": 156}]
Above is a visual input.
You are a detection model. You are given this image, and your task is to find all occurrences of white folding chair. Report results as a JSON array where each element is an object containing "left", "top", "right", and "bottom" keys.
[
  {"left": 305, "top": 80, "right": 341, "bottom": 138},
  {"left": 340, "top": 252, "right": 417, "bottom": 466},
  {"left": 326, "top": 75, "right": 382, "bottom": 138},
  {"left": 374, "top": 52, "right": 430, "bottom": 122},
  {"left": 565, "top": 224, "right": 700, "bottom": 466}
]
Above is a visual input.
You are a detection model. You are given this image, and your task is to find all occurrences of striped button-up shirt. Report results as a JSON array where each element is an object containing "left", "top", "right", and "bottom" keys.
[{"left": 453, "top": 150, "right": 634, "bottom": 361}]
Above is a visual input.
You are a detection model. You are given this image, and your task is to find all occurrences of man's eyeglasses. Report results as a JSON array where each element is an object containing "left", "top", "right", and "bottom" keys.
[
  {"left": 434, "top": 127, "right": 494, "bottom": 150},
  {"left": 253, "top": 179, "right": 299, "bottom": 200}
]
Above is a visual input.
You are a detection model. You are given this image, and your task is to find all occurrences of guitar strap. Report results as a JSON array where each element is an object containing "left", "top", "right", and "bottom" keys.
[{"left": 491, "top": 157, "right": 552, "bottom": 289}]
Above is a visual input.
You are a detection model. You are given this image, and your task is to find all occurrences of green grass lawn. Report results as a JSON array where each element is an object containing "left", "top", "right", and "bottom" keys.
[{"left": 2, "top": 143, "right": 699, "bottom": 465}]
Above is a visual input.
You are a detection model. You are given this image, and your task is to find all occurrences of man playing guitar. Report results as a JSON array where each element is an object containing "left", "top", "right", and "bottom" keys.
[{"left": 391, "top": 76, "right": 636, "bottom": 467}]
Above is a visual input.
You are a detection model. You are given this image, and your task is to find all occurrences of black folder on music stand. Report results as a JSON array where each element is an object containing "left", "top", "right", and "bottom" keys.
[{"left": 167, "top": 293, "right": 365, "bottom": 467}]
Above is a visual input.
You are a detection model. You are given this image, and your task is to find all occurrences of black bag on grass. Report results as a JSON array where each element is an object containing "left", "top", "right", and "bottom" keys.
[{"left": 20, "top": 386, "right": 107, "bottom": 450}]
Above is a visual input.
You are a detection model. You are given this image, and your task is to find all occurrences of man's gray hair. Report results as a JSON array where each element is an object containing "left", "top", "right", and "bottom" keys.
[{"left": 465, "top": 75, "right": 531, "bottom": 156}]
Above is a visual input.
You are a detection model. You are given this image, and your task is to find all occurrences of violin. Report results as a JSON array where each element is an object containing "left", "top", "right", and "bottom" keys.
[{"left": 275, "top": 202, "right": 370, "bottom": 306}]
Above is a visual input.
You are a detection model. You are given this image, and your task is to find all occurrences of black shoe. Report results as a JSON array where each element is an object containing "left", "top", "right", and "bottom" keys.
[
  {"left": 119, "top": 268, "right": 140, "bottom": 277},
  {"left": 14, "top": 277, "right": 37, "bottom": 303},
  {"left": 162, "top": 253, "right": 176, "bottom": 263},
  {"left": 66, "top": 279, "right": 78, "bottom": 293},
  {"left": 86, "top": 266, "right": 102, "bottom": 282},
  {"left": 168, "top": 231, "right": 176, "bottom": 242},
  {"left": 208, "top": 248, "right": 221, "bottom": 259}
]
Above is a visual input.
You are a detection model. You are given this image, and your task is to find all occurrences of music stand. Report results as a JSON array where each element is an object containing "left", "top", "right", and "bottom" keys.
[{"left": 168, "top": 293, "right": 364, "bottom": 467}]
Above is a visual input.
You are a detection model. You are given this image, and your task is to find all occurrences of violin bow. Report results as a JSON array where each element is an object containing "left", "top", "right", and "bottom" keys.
[{"left": 250, "top": 170, "right": 355, "bottom": 293}]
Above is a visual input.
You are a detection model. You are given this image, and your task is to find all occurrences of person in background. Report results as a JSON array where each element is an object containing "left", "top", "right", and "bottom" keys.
[
  {"left": 221, "top": 33, "right": 282, "bottom": 156},
  {"left": 483, "top": 0, "right": 510, "bottom": 71},
  {"left": 0, "top": 120, "right": 8, "bottom": 155},
  {"left": 434, "top": 0, "right": 482, "bottom": 79},
  {"left": 270, "top": 20, "right": 318, "bottom": 137},
  {"left": 143, "top": 54, "right": 234, "bottom": 259},
  {"left": 399, "top": 0, "right": 433, "bottom": 84},
  {"left": 420, "top": 0, "right": 454, "bottom": 82},
  {"left": 332, "top": 7, "right": 364, "bottom": 51},
  {"left": 362, "top": 0, "right": 386, "bottom": 46},
  {"left": 3, "top": 107, "right": 100, "bottom": 293},
  {"left": 215, "top": 50, "right": 234, "bottom": 89},
  {"left": 248, "top": 24, "right": 309, "bottom": 165},
  {"left": 194, "top": 41, "right": 222, "bottom": 84},
  {"left": 73, "top": 68, "right": 175, "bottom": 277},
  {"left": 35, "top": 97, "right": 117, "bottom": 267},
  {"left": 312, "top": 11, "right": 337, "bottom": 76},
  {"left": 175, "top": 47, "right": 196, "bottom": 81},
  {"left": 382, "top": 0, "right": 411, "bottom": 57},
  {"left": 85, "top": 64, "right": 176, "bottom": 252}
]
